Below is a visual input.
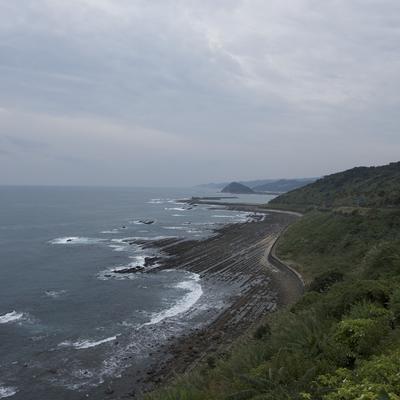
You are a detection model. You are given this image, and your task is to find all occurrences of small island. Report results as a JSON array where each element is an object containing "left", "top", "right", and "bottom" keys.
[{"left": 221, "top": 181, "right": 255, "bottom": 194}]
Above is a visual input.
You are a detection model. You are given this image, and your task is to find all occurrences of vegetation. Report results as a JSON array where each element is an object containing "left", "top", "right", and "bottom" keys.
[
  {"left": 252, "top": 178, "right": 317, "bottom": 193},
  {"left": 146, "top": 161, "right": 400, "bottom": 399},
  {"left": 270, "top": 161, "right": 400, "bottom": 210}
]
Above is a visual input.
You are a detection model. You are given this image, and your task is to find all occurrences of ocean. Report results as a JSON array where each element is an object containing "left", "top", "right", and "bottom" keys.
[{"left": 0, "top": 186, "right": 274, "bottom": 399}]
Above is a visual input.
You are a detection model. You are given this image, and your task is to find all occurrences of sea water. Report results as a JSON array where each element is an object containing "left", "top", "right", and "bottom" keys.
[{"left": 0, "top": 186, "right": 273, "bottom": 399}]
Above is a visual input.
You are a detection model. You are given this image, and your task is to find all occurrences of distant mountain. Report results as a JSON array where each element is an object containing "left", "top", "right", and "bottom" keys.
[
  {"left": 253, "top": 178, "right": 317, "bottom": 193},
  {"left": 198, "top": 178, "right": 316, "bottom": 192},
  {"left": 270, "top": 161, "right": 400, "bottom": 209},
  {"left": 239, "top": 179, "right": 276, "bottom": 188},
  {"left": 221, "top": 182, "right": 255, "bottom": 194}
]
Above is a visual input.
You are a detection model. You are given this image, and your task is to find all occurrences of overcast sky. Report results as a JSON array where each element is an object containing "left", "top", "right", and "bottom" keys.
[{"left": 0, "top": 0, "right": 399, "bottom": 186}]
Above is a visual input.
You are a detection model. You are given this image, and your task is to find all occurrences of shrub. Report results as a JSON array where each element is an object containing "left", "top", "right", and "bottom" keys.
[
  {"left": 309, "top": 271, "right": 344, "bottom": 293},
  {"left": 346, "top": 300, "right": 392, "bottom": 323},
  {"left": 321, "top": 280, "right": 391, "bottom": 318},
  {"left": 389, "top": 289, "right": 400, "bottom": 324},
  {"left": 310, "top": 349, "right": 400, "bottom": 399},
  {"left": 253, "top": 323, "right": 271, "bottom": 340},
  {"left": 363, "top": 241, "right": 400, "bottom": 279},
  {"left": 330, "top": 318, "right": 385, "bottom": 366}
]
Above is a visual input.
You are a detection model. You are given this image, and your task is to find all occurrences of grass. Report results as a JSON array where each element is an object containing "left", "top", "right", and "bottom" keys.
[{"left": 145, "top": 208, "right": 400, "bottom": 400}]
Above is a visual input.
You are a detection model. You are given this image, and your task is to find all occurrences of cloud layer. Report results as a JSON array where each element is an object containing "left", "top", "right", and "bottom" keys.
[{"left": 1, "top": 0, "right": 399, "bottom": 185}]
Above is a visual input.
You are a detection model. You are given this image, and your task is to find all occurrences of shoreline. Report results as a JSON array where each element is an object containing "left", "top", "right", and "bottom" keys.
[{"left": 92, "top": 200, "right": 304, "bottom": 399}]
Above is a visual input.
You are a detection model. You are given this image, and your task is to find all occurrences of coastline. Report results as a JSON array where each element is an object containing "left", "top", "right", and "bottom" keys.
[{"left": 91, "top": 200, "right": 304, "bottom": 399}]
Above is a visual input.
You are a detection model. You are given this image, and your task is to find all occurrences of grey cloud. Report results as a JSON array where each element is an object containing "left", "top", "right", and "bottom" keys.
[{"left": 0, "top": 0, "right": 399, "bottom": 185}]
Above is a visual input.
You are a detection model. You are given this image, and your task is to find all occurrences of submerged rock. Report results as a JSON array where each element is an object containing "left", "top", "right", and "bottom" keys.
[{"left": 113, "top": 266, "right": 145, "bottom": 274}]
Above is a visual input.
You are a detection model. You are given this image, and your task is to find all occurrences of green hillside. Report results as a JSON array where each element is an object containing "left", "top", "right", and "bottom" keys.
[
  {"left": 147, "top": 208, "right": 400, "bottom": 400},
  {"left": 146, "top": 162, "right": 400, "bottom": 400},
  {"left": 270, "top": 161, "right": 400, "bottom": 210}
]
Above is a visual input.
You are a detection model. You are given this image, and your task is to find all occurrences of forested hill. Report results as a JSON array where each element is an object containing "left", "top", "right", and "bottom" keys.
[{"left": 270, "top": 161, "right": 400, "bottom": 210}]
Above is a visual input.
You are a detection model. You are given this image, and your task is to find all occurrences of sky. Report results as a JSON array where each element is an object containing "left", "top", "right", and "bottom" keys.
[{"left": 0, "top": 0, "right": 400, "bottom": 186}]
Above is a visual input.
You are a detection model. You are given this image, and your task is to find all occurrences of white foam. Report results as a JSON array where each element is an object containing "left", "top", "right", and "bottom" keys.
[
  {"left": 212, "top": 215, "right": 234, "bottom": 218},
  {"left": 0, "top": 311, "right": 24, "bottom": 324},
  {"left": 122, "top": 235, "right": 174, "bottom": 241},
  {"left": 109, "top": 238, "right": 127, "bottom": 252},
  {"left": 45, "top": 290, "right": 67, "bottom": 298},
  {"left": 165, "top": 207, "right": 187, "bottom": 211},
  {"left": 163, "top": 226, "right": 187, "bottom": 230},
  {"left": 130, "top": 255, "right": 146, "bottom": 267},
  {"left": 148, "top": 198, "right": 164, "bottom": 204},
  {"left": 101, "top": 229, "right": 120, "bottom": 234},
  {"left": 148, "top": 198, "right": 179, "bottom": 204},
  {"left": 59, "top": 336, "right": 117, "bottom": 349},
  {"left": 0, "top": 386, "right": 17, "bottom": 399},
  {"left": 145, "top": 273, "right": 202, "bottom": 325},
  {"left": 50, "top": 237, "right": 103, "bottom": 245}
]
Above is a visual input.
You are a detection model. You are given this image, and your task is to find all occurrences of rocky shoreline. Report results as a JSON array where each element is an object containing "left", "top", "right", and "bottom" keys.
[{"left": 90, "top": 201, "right": 303, "bottom": 399}]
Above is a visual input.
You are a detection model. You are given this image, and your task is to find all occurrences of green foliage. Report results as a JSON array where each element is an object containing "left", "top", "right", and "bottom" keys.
[
  {"left": 320, "top": 279, "right": 392, "bottom": 318},
  {"left": 389, "top": 289, "right": 400, "bottom": 324},
  {"left": 270, "top": 161, "right": 400, "bottom": 209},
  {"left": 363, "top": 241, "right": 400, "bottom": 279},
  {"left": 253, "top": 323, "right": 271, "bottom": 340},
  {"left": 147, "top": 208, "right": 400, "bottom": 400},
  {"left": 309, "top": 271, "right": 344, "bottom": 293},
  {"left": 330, "top": 318, "right": 385, "bottom": 366},
  {"left": 310, "top": 349, "right": 400, "bottom": 399},
  {"left": 346, "top": 300, "right": 392, "bottom": 322},
  {"left": 276, "top": 209, "right": 400, "bottom": 281}
]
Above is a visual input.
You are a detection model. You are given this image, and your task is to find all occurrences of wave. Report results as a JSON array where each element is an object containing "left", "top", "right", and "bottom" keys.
[
  {"left": 59, "top": 336, "right": 117, "bottom": 350},
  {"left": 50, "top": 237, "right": 104, "bottom": 245},
  {"left": 163, "top": 226, "right": 187, "bottom": 230},
  {"left": 0, "top": 311, "right": 25, "bottom": 324},
  {"left": 122, "top": 235, "right": 175, "bottom": 241},
  {"left": 100, "top": 229, "right": 120, "bottom": 234},
  {"left": 165, "top": 207, "right": 187, "bottom": 211},
  {"left": 147, "top": 198, "right": 164, "bottom": 204},
  {"left": 108, "top": 238, "right": 128, "bottom": 252},
  {"left": 0, "top": 386, "right": 17, "bottom": 399},
  {"left": 145, "top": 273, "right": 202, "bottom": 325},
  {"left": 45, "top": 289, "right": 67, "bottom": 298},
  {"left": 148, "top": 198, "right": 179, "bottom": 204}
]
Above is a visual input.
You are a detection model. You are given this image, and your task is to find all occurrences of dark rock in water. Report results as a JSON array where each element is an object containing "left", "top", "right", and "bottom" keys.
[
  {"left": 66, "top": 239, "right": 72, "bottom": 242},
  {"left": 48, "top": 368, "right": 58, "bottom": 375},
  {"left": 113, "top": 266, "right": 145, "bottom": 274},
  {"left": 122, "top": 226, "right": 127, "bottom": 229},
  {"left": 139, "top": 219, "right": 155, "bottom": 225},
  {"left": 221, "top": 182, "right": 255, "bottom": 194},
  {"left": 144, "top": 256, "right": 160, "bottom": 267},
  {"left": 105, "top": 386, "right": 114, "bottom": 395}
]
